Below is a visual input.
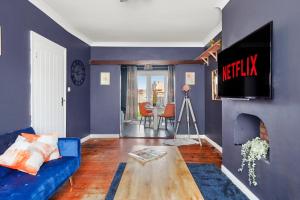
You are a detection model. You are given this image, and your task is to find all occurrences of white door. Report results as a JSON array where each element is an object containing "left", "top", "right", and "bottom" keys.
[{"left": 30, "top": 31, "right": 67, "bottom": 137}]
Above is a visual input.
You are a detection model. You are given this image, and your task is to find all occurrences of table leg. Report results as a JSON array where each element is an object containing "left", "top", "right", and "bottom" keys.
[
  {"left": 153, "top": 108, "right": 158, "bottom": 130},
  {"left": 158, "top": 117, "right": 161, "bottom": 129},
  {"left": 165, "top": 118, "right": 168, "bottom": 130}
]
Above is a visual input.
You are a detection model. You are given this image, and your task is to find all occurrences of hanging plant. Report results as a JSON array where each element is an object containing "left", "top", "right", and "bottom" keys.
[{"left": 238, "top": 137, "right": 269, "bottom": 186}]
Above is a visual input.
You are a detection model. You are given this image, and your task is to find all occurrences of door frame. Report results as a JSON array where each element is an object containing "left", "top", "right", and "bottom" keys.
[
  {"left": 30, "top": 31, "right": 67, "bottom": 137},
  {"left": 119, "top": 67, "right": 176, "bottom": 138}
]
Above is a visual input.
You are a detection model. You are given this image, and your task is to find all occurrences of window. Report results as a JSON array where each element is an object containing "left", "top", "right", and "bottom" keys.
[
  {"left": 137, "top": 70, "right": 168, "bottom": 106},
  {"left": 137, "top": 76, "right": 147, "bottom": 103}
]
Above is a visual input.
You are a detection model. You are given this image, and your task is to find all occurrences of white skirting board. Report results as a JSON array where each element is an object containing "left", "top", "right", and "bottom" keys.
[
  {"left": 175, "top": 135, "right": 222, "bottom": 153},
  {"left": 90, "top": 134, "right": 120, "bottom": 138},
  {"left": 81, "top": 134, "right": 205, "bottom": 143},
  {"left": 80, "top": 134, "right": 222, "bottom": 154},
  {"left": 80, "top": 134, "right": 120, "bottom": 143},
  {"left": 203, "top": 135, "right": 222, "bottom": 153},
  {"left": 80, "top": 135, "right": 90, "bottom": 143},
  {"left": 221, "top": 165, "right": 260, "bottom": 200}
]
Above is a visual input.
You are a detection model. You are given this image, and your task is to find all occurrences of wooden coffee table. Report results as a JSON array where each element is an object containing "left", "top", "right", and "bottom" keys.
[{"left": 114, "top": 146, "right": 204, "bottom": 200}]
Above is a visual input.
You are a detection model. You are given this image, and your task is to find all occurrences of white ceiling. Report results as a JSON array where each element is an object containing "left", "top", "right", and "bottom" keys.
[{"left": 29, "top": 0, "right": 230, "bottom": 47}]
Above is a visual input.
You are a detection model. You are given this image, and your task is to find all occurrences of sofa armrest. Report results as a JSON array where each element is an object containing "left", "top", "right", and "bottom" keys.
[{"left": 58, "top": 138, "right": 81, "bottom": 159}]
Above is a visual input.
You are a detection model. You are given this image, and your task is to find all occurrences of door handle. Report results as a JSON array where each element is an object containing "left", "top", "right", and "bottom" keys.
[{"left": 61, "top": 97, "right": 66, "bottom": 106}]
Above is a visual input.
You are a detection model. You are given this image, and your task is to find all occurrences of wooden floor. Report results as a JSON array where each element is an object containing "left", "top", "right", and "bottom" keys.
[{"left": 51, "top": 138, "right": 222, "bottom": 200}]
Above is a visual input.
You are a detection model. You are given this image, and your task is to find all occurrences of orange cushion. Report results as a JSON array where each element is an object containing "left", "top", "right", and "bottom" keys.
[
  {"left": 21, "top": 133, "right": 61, "bottom": 162},
  {"left": 0, "top": 136, "right": 52, "bottom": 175}
]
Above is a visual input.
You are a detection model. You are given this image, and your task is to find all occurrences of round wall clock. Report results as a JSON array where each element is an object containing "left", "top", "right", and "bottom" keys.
[{"left": 71, "top": 60, "right": 86, "bottom": 86}]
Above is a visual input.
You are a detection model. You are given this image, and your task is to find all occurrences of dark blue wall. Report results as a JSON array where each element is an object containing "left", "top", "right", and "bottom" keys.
[
  {"left": 205, "top": 34, "right": 222, "bottom": 146},
  {"left": 90, "top": 65, "right": 121, "bottom": 134},
  {"left": 0, "top": 1, "right": 90, "bottom": 138},
  {"left": 222, "top": 0, "right": 300, "bottom": 199},
  {"left": 90, "top": 47, "right": 205, "bottom": 135},
  {"left": 175, "top": 64, "right": 205, "bottom": 135}
]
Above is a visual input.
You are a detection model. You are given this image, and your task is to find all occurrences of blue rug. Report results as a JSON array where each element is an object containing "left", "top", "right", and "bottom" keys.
[{"left": 106, "top": 163, "right": 248, "bottom": 200}]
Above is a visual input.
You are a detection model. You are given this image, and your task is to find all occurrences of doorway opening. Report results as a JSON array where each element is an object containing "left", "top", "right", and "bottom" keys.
[{"left": 120, "top": 65, "right": 175, "bottom": 138}]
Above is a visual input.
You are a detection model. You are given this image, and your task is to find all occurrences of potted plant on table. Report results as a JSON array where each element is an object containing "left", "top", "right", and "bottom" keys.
[
  {"left": 152, "top": 89, "right": 157, "bottom": 106},
  {"left": 238, "top": 137, "right": 269, "bottom": 186}
]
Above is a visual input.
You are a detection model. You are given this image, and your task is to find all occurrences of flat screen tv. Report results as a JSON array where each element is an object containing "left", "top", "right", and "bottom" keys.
[{"left": 218, "top": 22, "right": 272, "bottom": 99}]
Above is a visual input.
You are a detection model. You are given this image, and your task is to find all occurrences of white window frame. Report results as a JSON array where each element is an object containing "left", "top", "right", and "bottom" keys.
[{"left": 137, "top": 70, "right": 168, "bottom": 104}]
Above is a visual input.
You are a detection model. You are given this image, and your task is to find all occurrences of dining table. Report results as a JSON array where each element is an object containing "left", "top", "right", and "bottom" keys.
[{"left": 145, "top": 104, "right": 165, "bottom": 130}]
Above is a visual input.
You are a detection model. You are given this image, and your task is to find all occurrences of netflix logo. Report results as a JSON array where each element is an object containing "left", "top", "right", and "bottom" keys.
[{"left": 222, "top": 54, "right": 258, "bottom": 82}]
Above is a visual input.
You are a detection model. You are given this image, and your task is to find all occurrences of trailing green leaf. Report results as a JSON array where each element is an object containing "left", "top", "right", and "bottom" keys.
[{"left": 238, "top": 137, "right": 269, "bottom": 186}]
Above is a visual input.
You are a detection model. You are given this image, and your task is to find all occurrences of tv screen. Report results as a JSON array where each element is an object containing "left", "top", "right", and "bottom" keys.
[{"left": 218, "top": 22, "right": 272, "bottom": 99}]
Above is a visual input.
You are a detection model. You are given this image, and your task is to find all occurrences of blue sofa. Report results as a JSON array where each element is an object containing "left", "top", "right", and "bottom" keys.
[{"left": 0, "top": 127, "right": 81, "bottom": 200}]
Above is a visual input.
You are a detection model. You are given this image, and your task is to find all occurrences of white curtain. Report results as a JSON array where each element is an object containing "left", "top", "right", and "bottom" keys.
[
  {"left": 167, "top": 65, "right": 175, "bottom": 103},
  {"left": 125, "top": 66, "right": 138, "bottom": 120}
]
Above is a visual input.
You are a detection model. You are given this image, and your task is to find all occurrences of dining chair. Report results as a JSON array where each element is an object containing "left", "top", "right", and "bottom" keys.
[
  {"left": 139, "top": 102, "right": 153, "bottom": 127},
  {"left": 158, "top": 103, "right": 175, "bottom": 130}
]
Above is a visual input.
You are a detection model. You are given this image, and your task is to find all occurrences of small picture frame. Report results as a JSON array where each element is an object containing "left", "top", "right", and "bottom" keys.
[
  {"left": 211, "top": 69, "right": 220, "bottom": 100},
  {"left": 185, "top": 72, "right": 195, "bottom": 85},
  {"left": 100, "top": 72, "right": 110, "bottom": 85}
]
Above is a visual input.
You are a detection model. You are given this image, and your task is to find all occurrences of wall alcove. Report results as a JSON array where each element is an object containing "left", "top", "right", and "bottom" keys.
[
  {"left": 234, "top": 113, "right": 269, "bottom": 144},
  {"left": 234, "top": 113, "right": 270, "bottom": 161}
]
